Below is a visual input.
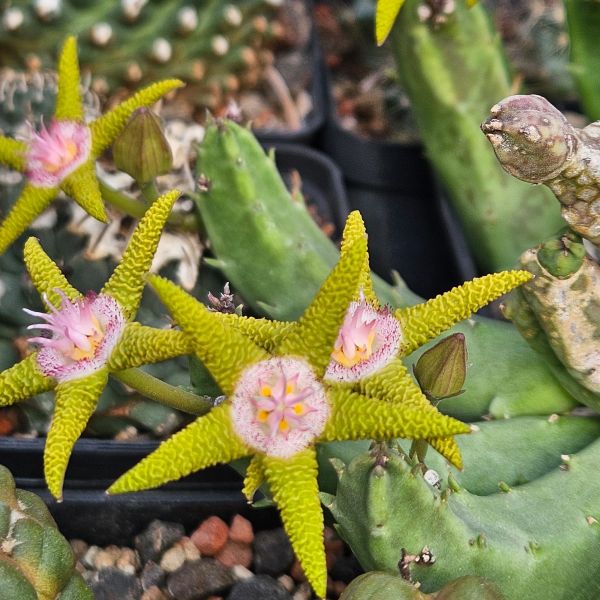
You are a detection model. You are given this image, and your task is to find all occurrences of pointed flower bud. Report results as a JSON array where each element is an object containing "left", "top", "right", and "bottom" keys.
[
  {"left": 113, "top": 107, "right": 173, "bottom": 183},
  {"left": 413, "top": 333, "right": 466, "bottom": 402}
]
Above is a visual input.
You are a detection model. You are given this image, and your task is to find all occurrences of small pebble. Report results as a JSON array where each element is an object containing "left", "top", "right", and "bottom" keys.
[
  {"left": 191, "top": 516, "right": 229, "bottom": 556},
  {"left": 278, "top": 574, "right": 295, "bottom": 592},
  {"left": 141, "top": 586, "right": 168, "bottom": 600},
  {"left": 232, "top": 565, "right": 254, "bottom": 581},
  {"left": 227, "top": 575, "right": 292, "bottom": 600},
  {"left": 87, "top": 567, "right": 143, "bottom": 600},
  {"left": 160, "top": 544, "right": 187, "bottom": 573},
  {"left": 228, "top": 515, "right": 254, "bottom": 544},
  {"left": 292, "top": 582, "right": 312, "bottom": 600},
  {"left": 216, "top": 540, "right": 252, "bottom": 568},
  {"left": 94, "top": 545, "right": 121, "bottom": 570},
  {"left": 135, "top": 519, "right": 185, "bottom": 564},
  {"left": 179, "top": 536, "right": 201, "bottom": 562},
  {"left": 140, "top": 561, "right": 165, "bottom": 591},
  {"left": 70, "top": 539, "right": 89, "bottom": 561},
  {"left": 116, "top": 547, "right": 138, "bottom": 575},
  {"left": 253, "top": 528, "right": 294, "bottom": 576},
  {"left": 82, "top": 545, "right": 100, "bottom": 569},
  {"left": 167, "top": 558, "right": 235, "bottom": 600}
]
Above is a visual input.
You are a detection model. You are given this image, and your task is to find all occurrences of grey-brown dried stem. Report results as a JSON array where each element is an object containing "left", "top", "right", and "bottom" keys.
[{"left": 482, "top": 94, "right": 600, "bottom": 244}]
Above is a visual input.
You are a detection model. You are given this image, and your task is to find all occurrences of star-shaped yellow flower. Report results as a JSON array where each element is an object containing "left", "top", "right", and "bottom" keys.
[
  {"left": 0, "top": 36, "right": 183, "bottom": 254},
  {"left": 203, "top": 211, "right": 532, "bottom": 467},
  {"left": 0, "top": 190, "right": 192, "bottom": 500},
  {"left": 107, "top": 232, "right": 470, "bottom": 598}
]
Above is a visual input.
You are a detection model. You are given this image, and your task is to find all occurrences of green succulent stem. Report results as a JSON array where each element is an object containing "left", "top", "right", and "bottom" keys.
[
  {"left": 113, "top": 368, "right": 213, "bottom": 416},
  {"left": 99, "top": 180, "right": 199, "bottom": 231},
  {"left": 140, "top": 181, "right": 161, "bottom": 205}
]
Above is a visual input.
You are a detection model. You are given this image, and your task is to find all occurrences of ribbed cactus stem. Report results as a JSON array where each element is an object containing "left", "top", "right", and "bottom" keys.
[
  {"left": 482, "top": 93, "right": 600, "bottom": 246},
  {"left": 329, "top": 443, "right": 600, "bottom": 598},
  {"left": 388, "top": 0, "right": 563, "bottom": 271}
]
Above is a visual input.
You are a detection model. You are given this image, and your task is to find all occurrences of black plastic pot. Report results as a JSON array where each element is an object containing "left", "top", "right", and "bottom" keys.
[
  {"left": 0, "top": 143, "right": 350, "bottom": 490},
  {"left": 254, "top": 3, "right": 326, "bottom": 146},
  {"left": 317, "top": 62, "right": 474, "bottom": 298}
]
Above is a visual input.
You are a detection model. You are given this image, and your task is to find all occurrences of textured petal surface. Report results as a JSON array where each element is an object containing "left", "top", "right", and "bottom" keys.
[
  {"left": 356, "top": 359, "right": 464, "bottom": 467},
  {"left": 90, "top": 79, "right": 184, "bottom": 157},
  {"left": 62, "top": 161, "right": 107, "bottom": 223},
  {"left": 108, "top": 404, "right": 250, "bottom": 494},
  {"left": 54, "top": 36, "right": 84, "bottom": 121},
  {"left": 102, "top": 190, "right": 178, "bottom": 319},
  {"left": 218, "top": 313, "right": 291, "bottom": 353},
  {"left": 149, "top": 275, "right": 269, "bottom": 396},
  {"left": 340, "top": 211, "right": 377, "bottom": 305},
  {"left": 0, "top": 184, "right": 56, "bottom": 254},
  {"left": 44, "top": 369, "right": 107, "bottom": 500},
  {"left": 0, "top": 354, "right": 53, "bottom": 407},
  {"left": 396, "top": 271, "right": 533, "bottom": 356},
  {"left": 0, "top": 136, "right": 27, "bottom": 171},
  {"left": 376, "top": 0, "right": 405, "bottom": 45},
  {"left": 263, "top": 449, "right": 326, "bottom": 599},
  {"left": 277, "top": 236, "right": 367, "bottom": 376},
  {"left": 320, "top": 387, "right": 471, "bottom": 443},
  {"left": 106, "top": 323, "right": 191, "bottom": 371},
  {"left": 242, "top": 455, "right": 264, "bottom": 502},
  {"left": 23, "top": 238, "right": 81, "bottom": 306}
]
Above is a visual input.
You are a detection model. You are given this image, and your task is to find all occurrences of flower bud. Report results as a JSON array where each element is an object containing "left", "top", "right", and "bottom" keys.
[
  {"left": 536, "top": 229, "right": 586, "bottom": 279},
  {"left": 113, "top": 107, "right": 172, "bottom": 183},
  {"left": 413, "top": 333, "right": 466, "bottom": 402}
]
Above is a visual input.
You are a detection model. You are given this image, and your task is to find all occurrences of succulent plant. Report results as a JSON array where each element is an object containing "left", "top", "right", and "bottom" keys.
[
  {"left": 0, "top": 0, "right": 281, "bottom": 108},
  {"left": 502, "top": 229, "right": 600, "bottom": 407},
  {"left": 191, "top": 117, "right": 579, "bottom": 420},
  {"left": 324, "top": 439, "right": 600, "bottom": 599},
  {"left": 375, "top": 0, "right": 564, "bottom": 271},
  {"left": 340, "top": 572, "right": 504, "bottom": 599},
  {"left": 0, "top": 464, "right": 92, "bottom": 599},
  {"left": 482, "top": 93, "right": 600, "bottom": 247}
]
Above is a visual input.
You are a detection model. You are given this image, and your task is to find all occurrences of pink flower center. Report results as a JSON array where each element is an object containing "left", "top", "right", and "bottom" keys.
[
  {"left": 231, "top": 357, "right": 330, "bottom": 458},
  {"left": 26, "top": 120, "right": 90, "bottom": 187},
  {"left": 255, "top": 371, "right": 315, "bottom": 438},
  {"left": 331, "top": 303, "right": 378, "bottom": 368},
  {"left": 25, "top": 290, "right": 106, "bottom": 361}
]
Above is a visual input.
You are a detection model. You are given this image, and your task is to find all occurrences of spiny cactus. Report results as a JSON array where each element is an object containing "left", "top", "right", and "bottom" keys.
[
  {"left": 0, "top": 69, "right": 100, "bottom": 138},
  {"left": 0, "top": 464, "right": 93, "bottom": 599},
  {"left": 563, "top": 0, "right": 600, "bottom": 121},
  {"left": 324, "top": 440, "right": 600, "bottom": 599},
  {"left": 382, "top": 0, "right": 563, "bottom": 271},
  {"left": 192, "top": 117, "right": 578, "bottom": 421},
  {"left": 0, "top": 0, "right": 281, "bottom": 107},
  {"left": 502, "top": 229, "right": 600, "bottom": 407},
  {"left": 482, "top": 93, "right": 600, "bottom": 246}
]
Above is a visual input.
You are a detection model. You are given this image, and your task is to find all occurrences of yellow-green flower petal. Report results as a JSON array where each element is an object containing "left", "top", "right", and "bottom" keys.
[
  {"left": 0, "top": 184, "right": 57, "bottom": 255},
  {"left": 23, "top": 237, "right": 81, "bottom": 306},
  {"left": 358, "top": 358, "right": 462, "bottom": 467},
  {"left": 396, "top": 271, "right": 533, "bottom": 356},
  {"left": 54, "top": 36, "right": 84, "bottom": 122},
  {"left": 218, "top": 313, "right": 291, "bottom": 353},
  {"left": 320, "top": 387, "right": 471, "bottom": 443},
  {"left": 102, "top": 190, "right": 179, "bottom": 318},
  {"left": 108, "top": 404, "right": 250, "bottom": 494},
  {"left": 44, "top": 369, "right": 108, "bottom": 500},
  {"left": 90, "top": 79, "right": 184, "bottom": 157},
  {"left": 263, "top": 449, "right": 326, "bottom": 599},
  {"left": 149, "top": 275, "right": 269, "bottom": 395},
  {"left": 376, "top": 0, "right": 405, "bottom": 45},
  {"left": 242, "top": 455, "right": 265, "bottom": 502},
  {"left": 0, "top": 136, "right": 26, "bottom": 171},
  {"left": 0, "top": 353, "right": 53, "bottom": 407},
  {"left": 106, "top": 323, "right": 191, "bottom": 371},
  {"left": 277, "top": 235, "right": 367, "bottom": 376},
  {"left": 62, "top": 161, "right": 107, "bottom": 223},
  {"left": 340, "top": 210, "right": 377, "bottom": 305}
]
